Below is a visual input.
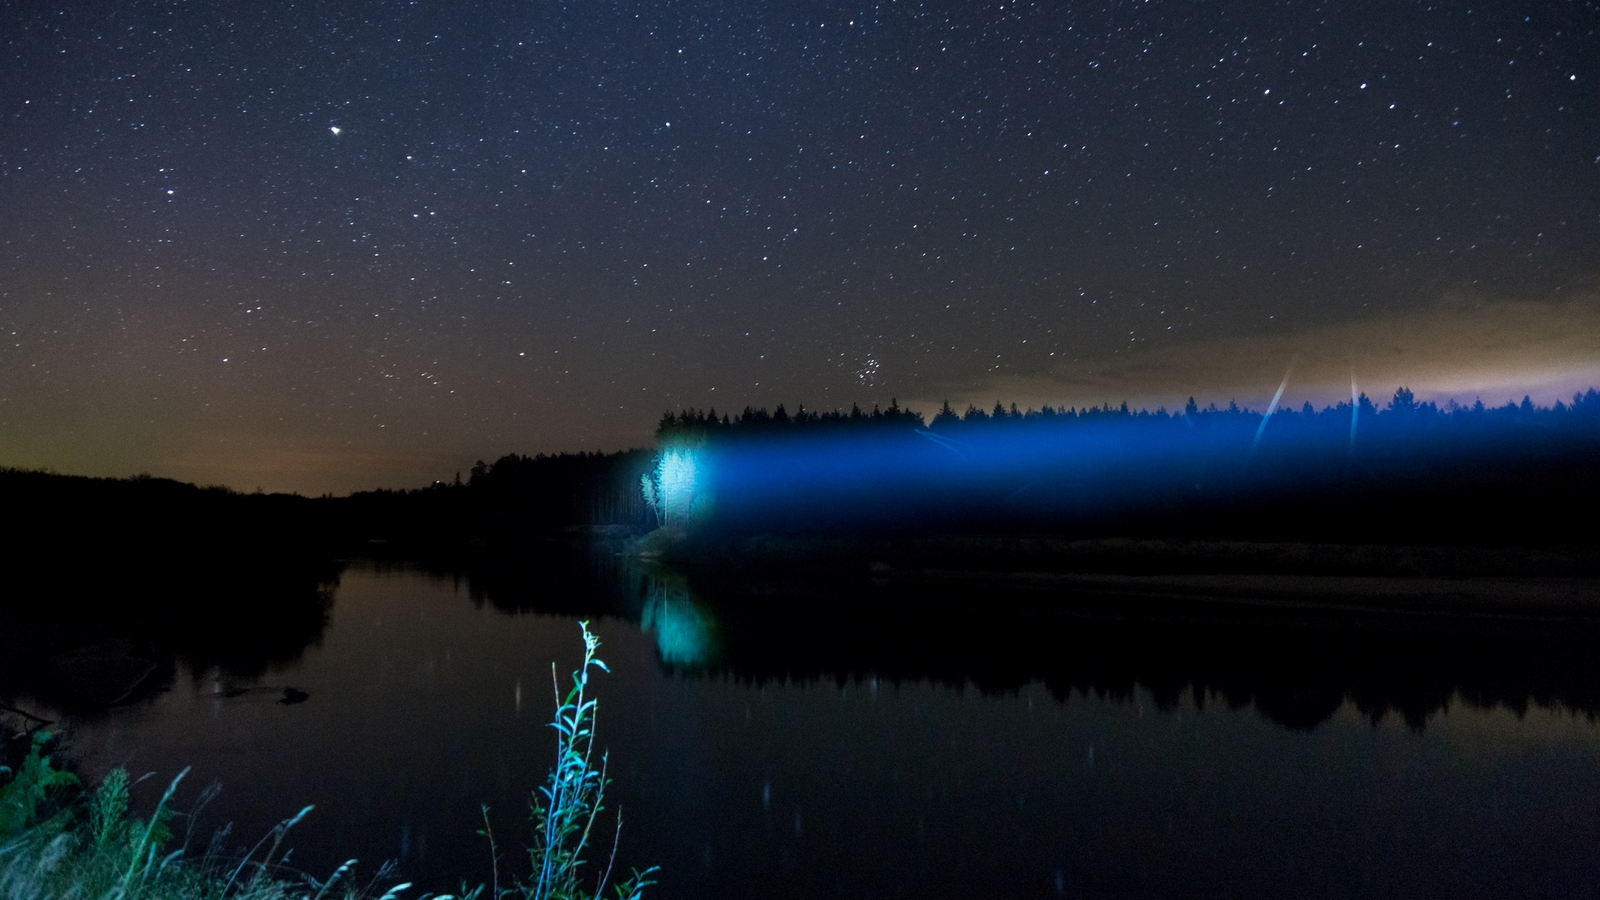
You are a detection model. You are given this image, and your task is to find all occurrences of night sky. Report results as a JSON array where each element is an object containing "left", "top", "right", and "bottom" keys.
[{"left": 3, "top": 0, "right": 1596, "bottom": 495}]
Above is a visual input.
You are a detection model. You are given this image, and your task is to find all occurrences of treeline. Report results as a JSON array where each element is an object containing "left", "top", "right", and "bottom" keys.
[
  {"left": 657, "top": 399, "right": 925, "bottom": 438},
  {"left": 646, "top": 387, "right": 1600, "bottom": 545},
  {"left": 0, "top": 469, "right": 342, "bottom": 707},
  {"left": 0, "top": 448, "right": 657, "bottom": 586},
  {"left": 0, "top": 449, "right": 655, "bottom": 706},
  {"left": 658, "top": 387, "right": 1600, "bottom": 442},
  {"left": 0, "top": 468, "right": 341, "bottom": 594},
  {"left": 335, "top": 448, "right": 656, "bottom": 556}
]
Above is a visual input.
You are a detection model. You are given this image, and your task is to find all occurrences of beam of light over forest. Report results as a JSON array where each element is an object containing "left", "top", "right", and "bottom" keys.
[{"left": 648, "top": 389, "right": 1600, "bottom": 541}]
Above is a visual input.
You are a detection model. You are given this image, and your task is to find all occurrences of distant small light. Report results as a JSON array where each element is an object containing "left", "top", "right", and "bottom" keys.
[{"left": 330, "top": 126, "right": 341, "bottom": 136}]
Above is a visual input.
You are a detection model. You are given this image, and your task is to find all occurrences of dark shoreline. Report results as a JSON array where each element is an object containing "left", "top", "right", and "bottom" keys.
[{"left": 8, "top": 454, "right": 1600, "bottom": 726}]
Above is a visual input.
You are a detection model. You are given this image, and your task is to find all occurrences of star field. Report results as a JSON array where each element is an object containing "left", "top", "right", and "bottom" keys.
[{"left": 1, "top": 0, "right": 1596, "bottom": 493}]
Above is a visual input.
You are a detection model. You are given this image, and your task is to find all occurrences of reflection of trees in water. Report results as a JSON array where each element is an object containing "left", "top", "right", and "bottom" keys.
[
  {"left": 356, "top": 547, "right": 1600, "bottom": 732},
  {"left": 170, "top": 576, "right": 339, "bottom": 680},
  {"left": 1, "top": 564, "right": 340, "bottom": 711},
  {"left": 430, "top": 542, "right": 645, "bottom": 617},
  {"left": 637, "top": 570, "right": 722, "bottom": 669},
  {"left": 631, "top": 567, "right": 1600, "bottom": 733},
  {"left": 433, "top": 546, "right": 724, "bottom": 668},
  {"left": 0, "top": 468, "right": 346, "bottom": 709}
]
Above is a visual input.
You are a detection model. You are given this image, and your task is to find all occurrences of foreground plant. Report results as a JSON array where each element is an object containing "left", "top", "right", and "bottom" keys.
[
  {"left": 0, "top": 731, "right": 401, "bottom": 900},
  {"left": 0, "top": 728, "right": 77, "bottom": 843},
  {"left": 0, "top": 620, "right": 654, "bottom": 900},
  {"left": 472, "top": 621, "right": 655, "bottom": 900}
]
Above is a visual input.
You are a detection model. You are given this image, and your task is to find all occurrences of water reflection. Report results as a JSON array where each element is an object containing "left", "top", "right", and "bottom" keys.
[
  {"left": 453, "top": 547, "right": 1600, "bottom": 732},
  {"left": 419, "top": 541, "right": 639, "bottom": 616},
  {"left": 32, "top": 558, "right": 1600, "bottom": 900},
  {"left": 410, "top": 546, "right": 725, "bottom": 668},
  {"left": 15, "top": 539, "right": 1597, "bottom": 736},
  {"left": 637, "top": 570, "right": 722, "bottom": 669},
  {"left": 0, "top": 560, "right": 340, "bottom": 712}
]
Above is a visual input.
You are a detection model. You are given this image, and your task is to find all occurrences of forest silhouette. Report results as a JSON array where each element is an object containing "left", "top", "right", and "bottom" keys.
[
  {"left": 4, "top": 385, "right": 1600, "bottom": 723},
  {"left": 646, "top": 388, "right": 1600, "bottom": 546},
  {"left": 0, "top": 470, "right": 342, "bottom": 709}
]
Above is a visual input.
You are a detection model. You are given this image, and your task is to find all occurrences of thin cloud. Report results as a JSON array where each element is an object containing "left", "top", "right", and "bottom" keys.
[{"left": 910, "top": 294, "right": 1600, "bottom": 415}]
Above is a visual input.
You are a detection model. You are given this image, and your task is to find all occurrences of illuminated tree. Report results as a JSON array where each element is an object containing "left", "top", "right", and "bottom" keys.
[{"left": 641, "top": 444, "right": 702, "bottom": 527}]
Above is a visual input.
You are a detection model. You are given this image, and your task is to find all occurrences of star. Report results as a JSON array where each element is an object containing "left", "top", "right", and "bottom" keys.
[{"left": 329, "top": 126, "right": 341, "bottom": 136}]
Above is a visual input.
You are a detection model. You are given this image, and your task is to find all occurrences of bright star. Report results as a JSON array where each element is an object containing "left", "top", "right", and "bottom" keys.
[{"left": 330, "top": 126, "right": 341, "bottom": 136}]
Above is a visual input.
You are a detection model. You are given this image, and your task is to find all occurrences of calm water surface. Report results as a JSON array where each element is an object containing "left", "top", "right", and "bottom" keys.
[{"left": 52, "top": 561, "right": 1600, "bottom": 899}]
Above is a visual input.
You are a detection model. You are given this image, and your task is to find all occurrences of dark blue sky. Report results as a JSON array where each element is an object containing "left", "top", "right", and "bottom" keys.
[{"left": 2, "top": 0, "right": 1596, "bottom": 493}]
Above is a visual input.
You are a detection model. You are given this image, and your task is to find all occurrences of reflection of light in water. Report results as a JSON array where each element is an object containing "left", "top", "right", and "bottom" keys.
[{"left": 640, "top": 576, "right": 720, "bottom": 668}]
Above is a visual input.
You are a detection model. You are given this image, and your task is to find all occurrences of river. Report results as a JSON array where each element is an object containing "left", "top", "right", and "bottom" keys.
[{"left": 44, "top": 555, "right": 1600, "bottom": 899}]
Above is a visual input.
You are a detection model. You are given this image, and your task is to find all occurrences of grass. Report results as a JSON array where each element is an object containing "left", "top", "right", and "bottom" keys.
[{"left": 0, "top": 621, "right": 653, "bottom": 900}]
